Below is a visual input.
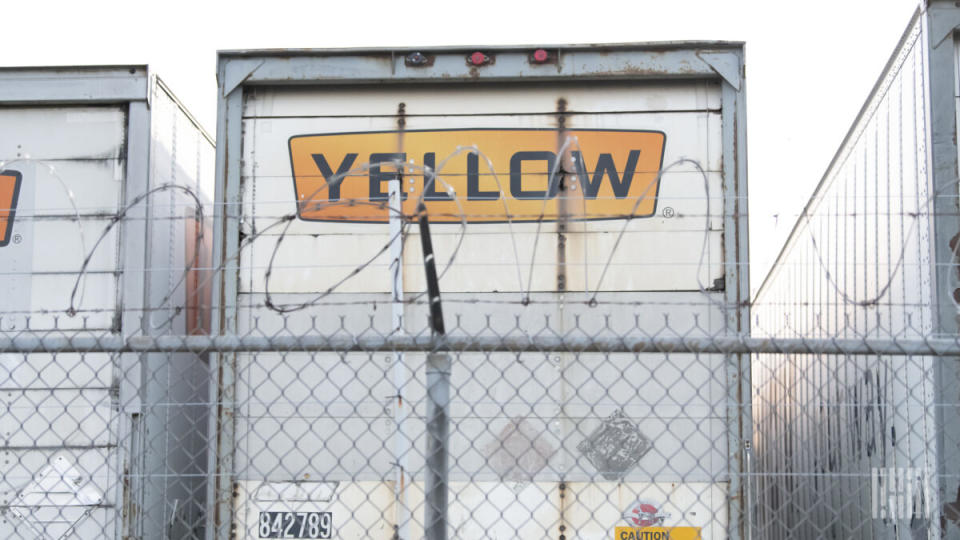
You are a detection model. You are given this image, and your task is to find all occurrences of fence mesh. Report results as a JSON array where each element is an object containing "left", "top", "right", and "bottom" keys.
[{"left": 2, "top": 317, "right": 959, "bottom": 539}]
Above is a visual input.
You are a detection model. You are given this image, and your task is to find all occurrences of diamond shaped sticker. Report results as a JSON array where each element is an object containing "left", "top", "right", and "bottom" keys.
[
  {"left": 577, "top": 409, "right": 652, "bottom": 480},
  {"left": 485, "top": 416, "right": 556, "bottom": 482},
  {"left": 8, "top": 456, "right": 103, "bottom": 540}
]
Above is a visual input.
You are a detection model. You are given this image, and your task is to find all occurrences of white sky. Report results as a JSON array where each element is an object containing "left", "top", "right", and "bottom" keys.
[{"left": 0, "top": 0, "right": 922, "bottom": 294}]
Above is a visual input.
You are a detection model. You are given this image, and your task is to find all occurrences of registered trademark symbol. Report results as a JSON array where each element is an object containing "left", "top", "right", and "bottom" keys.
[
  {"left": 12, "top": 234, "right": 22, "bottom": 244},
  {"left": 662, "top": 207, "right": 675, "bottom": 218}
]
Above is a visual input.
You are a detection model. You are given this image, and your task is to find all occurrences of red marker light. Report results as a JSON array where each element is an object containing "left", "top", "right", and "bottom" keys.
[
  {"left": 469, "top": 52, "right": 487, "bottom": 66},
  {"left": 533, "top": 49, "right": 549, "bottom": 63}
]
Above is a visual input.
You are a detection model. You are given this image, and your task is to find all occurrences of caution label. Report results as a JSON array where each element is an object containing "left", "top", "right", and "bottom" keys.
[{"left": 614, "top": 527, "right": 702, "bottom": 540}]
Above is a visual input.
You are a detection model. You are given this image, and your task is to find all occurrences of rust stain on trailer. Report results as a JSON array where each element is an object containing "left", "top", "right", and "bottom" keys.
[
  {"left": 396, "top": 102, "right": 406, "bottom": 158},
  {"left": 396, "top": 102, "right": 406, "bottom": 132},
  {"left": 121, "top": 461, "right": 135, "bottom": 532},
  {"left": 588, "top": 50, "right": 700, "bottom": 77},
  {"left": 556, "top": 98, "right": 569, "bottom": 293}
]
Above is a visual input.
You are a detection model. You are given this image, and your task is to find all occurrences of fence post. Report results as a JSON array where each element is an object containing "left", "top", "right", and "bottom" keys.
[
  {"left": 418, "top": 197, "right": 449, "bottom": 540},
  {"left": 425, "top": 352, "right": 451, "bottom": 540}
]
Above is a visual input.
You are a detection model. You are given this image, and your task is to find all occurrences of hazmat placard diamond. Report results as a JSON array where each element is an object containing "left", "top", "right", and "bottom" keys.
[
  {"left": 577, "top": 409, "right": 651, "bottom": 480},
  {"left": 8, "top": 456, "right": 104, "bottom": 540},
  {"left": 485, "top": 417, "right": 556, "bottom": 483}
]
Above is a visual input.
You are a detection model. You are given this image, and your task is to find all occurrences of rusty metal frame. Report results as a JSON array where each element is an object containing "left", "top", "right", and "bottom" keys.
[
  {"left": 217, "top": 43, "right": 744, "bottom": 96},
  {"left": 719, "top": 50, "right": 750, "bottom": 540},
  {"left": 207, "top": 67, "right": 244, "bottom": 540}
]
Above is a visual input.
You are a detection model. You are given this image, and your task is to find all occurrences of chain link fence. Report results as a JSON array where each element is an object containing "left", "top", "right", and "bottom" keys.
[
  {"left": 2, "top": 311, "right": 960, "bottom": 539},
  {"left": 0, "top": 307, "right": 960, "bottom": 538}
]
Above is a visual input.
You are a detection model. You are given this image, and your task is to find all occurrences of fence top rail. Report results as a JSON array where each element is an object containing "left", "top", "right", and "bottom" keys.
[{"left": 2, "top": 334, "right": 960, "bottom": 356}]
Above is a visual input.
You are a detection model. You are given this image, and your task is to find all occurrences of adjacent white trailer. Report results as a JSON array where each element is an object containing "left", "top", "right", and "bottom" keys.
[
  {"left": 752, "top": 2, "right": 960, "bottom": 538},
  {"left": 0, "top": 67, "right": 214, "bottom": 539},
  {"left": 211, "top": 44, "right": 749, "bottom": 539}
]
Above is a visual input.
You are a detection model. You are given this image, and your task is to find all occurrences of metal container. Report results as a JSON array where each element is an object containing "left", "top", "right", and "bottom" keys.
[
  {"left": 0, "top": 67, "right": 215, "bottom": 539},
  {"left": 211, "top": 44, "right": 749, "bottom": 539},
  {"left": 752, "top": 2, "right": 960, "bottom": 538}
]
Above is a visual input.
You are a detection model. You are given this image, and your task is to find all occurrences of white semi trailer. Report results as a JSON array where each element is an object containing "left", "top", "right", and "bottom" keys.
[
  {"left": 210, "top": 43, "right": 749, "bottom": 540},
  {"left": 753, "top": 3, "right": 960, "bottom": 538},
  {"left": 0, "top": 67, "right": 214, "bottom": 539}
]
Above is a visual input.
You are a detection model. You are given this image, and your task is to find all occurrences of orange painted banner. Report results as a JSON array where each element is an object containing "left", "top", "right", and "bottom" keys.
[
  {"left": 0, "top": 171, "right": 21, "bottom": 247},
  {"left": 288, "top": 129, "right": 666, "bottom": 223}
]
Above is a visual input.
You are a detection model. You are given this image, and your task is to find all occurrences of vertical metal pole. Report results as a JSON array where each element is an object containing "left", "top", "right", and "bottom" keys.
[
  {"left": 425, "top": 352, "right": 450, "bottom": 540},
  {"left": 719, "top": 50, "right": 750, "bottom": 540},
  {"left": 418, "top": 200, "right": 448, "bottom": 540},
  {"left": 120, "top": 99, "right": 152, "bottom": 540},
  {"left": 744, "top": 441, "right": 753, "bottom": 540},
  {"left": 924, "top": 6, "right": 960, "bottom": 535},
  {"left": 388, "top": 180, "right": 411, "bottom": 539},
  {"left": 207, "top": 75, "right": 243, "bottom": 540}
]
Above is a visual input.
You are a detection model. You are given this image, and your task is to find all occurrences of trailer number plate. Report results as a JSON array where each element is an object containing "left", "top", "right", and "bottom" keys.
[{"left": 258, "top": 512, "right": 332, "bottom": 538}]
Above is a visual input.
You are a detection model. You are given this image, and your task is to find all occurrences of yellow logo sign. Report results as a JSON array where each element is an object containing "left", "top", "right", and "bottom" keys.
[
  {"left": 614, "top": 527, "right": 702, "bottom": 540},
  {"left": 0, "top": 170, "right": 22, "bottom": 247},
  {"left": 288, "top": 129, "right": 666, "bottom": 223}
]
